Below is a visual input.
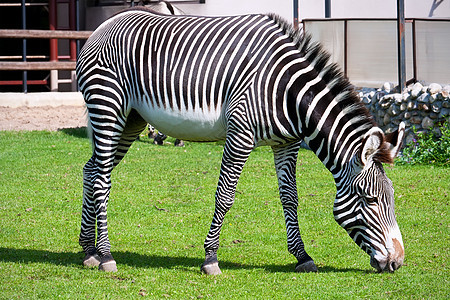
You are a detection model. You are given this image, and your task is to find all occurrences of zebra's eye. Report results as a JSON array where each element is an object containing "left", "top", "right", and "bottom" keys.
[{"left": 365, "top": 196, "right": 378, "bottom": 204}]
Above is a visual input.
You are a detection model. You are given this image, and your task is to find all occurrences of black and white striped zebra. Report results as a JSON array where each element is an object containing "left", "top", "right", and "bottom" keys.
[{"left": 76, "top": 8, "right": 406, "bottom": 274}]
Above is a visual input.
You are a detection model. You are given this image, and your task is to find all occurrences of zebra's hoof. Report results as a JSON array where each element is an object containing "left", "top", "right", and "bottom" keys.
[
  {"left": 83, "top": 253, "right": 101, "bottom": 267},
  {"left": 295, "top": 260, "right": 318, "bottom": 273},
  {"left": 99, "top": 260, "right": 118, "bottom": 272},
  {"left": 174, "top": 139, "right": 184, "bottom": 147},
  {"left": 201, "top": 262, "right": 222, "bottom": 275}
]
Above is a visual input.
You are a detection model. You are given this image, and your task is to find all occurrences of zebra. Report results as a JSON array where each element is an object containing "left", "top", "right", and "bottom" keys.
[
  {"left": 76, "top": 8, "right": 406, "bottom": 274},
  {"left": 138, "top": 0, "right": 185, "bottom": 147}
]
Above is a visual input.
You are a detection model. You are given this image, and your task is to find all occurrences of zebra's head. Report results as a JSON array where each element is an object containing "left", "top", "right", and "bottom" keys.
[{"left": 334, "top": 122, "right": 406, "bottom": 272}]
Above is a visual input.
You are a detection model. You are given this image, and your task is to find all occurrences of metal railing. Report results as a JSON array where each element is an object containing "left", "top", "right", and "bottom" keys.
[{"left": 302, "top": 17, "right": 450, "bottom": 88}]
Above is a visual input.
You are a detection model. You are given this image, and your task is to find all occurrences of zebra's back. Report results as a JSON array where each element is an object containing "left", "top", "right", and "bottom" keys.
[{"left": 77, "top": 9, "right": 289, "bottom": 141}]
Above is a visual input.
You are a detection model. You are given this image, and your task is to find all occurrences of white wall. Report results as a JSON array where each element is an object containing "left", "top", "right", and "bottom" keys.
[
  {"left": 298, "top": 0, "right": 450, "bottom": 19},
  {"left": 175, "top": 0, "right": 449, "bottom": 22},
  {"left": 176, "top": 0, "right": 293, "bottom": 21}
]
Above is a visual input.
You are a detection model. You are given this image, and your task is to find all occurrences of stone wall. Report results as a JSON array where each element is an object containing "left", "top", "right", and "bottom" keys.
[{"left": 358, "top": 82, "right": 450, "bottom": 145}]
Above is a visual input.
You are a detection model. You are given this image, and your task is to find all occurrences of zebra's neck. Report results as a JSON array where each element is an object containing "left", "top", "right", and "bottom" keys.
[
  {"left": 296, "top": 85, "right": 373, "bottom": 175},
  {"left": 286, "top": 57, "right": 374, "bottom": 176},
  {"left": 264, "top": 15, "right": 376, "bottom": 176}
]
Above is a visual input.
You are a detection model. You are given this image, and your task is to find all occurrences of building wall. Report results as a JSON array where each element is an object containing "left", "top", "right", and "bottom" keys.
[
  {"left": 176, "top": 0, "right": 450, "bottom": 21},
  {"left": 298, "top": 0, "right": 450, "bottom": 20},
  {"left": 83, "top": 0, "right": 450, "bottom": 31},
  {"left": 176, "top": 0, "right": 292, "bottom": 20}
]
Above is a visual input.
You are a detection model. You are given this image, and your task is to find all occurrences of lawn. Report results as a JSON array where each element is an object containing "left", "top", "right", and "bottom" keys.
[{"left": 0, "top": 129, "right": 448, "bottom": 299}]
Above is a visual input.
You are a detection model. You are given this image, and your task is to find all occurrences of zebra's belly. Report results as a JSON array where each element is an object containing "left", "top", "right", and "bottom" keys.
[{"left": 135, "top": 105, "right": 227, "bottom": 142}]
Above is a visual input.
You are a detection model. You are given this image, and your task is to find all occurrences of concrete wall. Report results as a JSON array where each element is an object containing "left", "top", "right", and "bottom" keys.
[
  {"left": 83, "top": 0, "right": 450, "bottom": 31},
  {"left": 176, "top": 0, "right": 450, "bottom": 21},
  {"left": 84, "top": 0, "right": 294, "bottom": 31},
  {"left": 298, "top": 0, "right": 450, "bottom": 19},
  {"left": 176, "top": 0, "right": 292, "bottom": 20}
]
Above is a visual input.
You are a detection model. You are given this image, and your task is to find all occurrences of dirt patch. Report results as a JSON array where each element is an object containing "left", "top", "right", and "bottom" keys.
[{"left": 0, "top": 106, "right": 87, "bottom": 131}]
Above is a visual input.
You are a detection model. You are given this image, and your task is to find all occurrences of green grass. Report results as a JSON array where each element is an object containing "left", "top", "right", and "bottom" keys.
[{"left": 0, "top": 129, "right": 448, "bottom": 299}]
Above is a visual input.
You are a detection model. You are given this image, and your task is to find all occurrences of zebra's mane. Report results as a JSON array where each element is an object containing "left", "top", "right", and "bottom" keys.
[{"left": 266, "top": 14, "right": 395, "bottom": 164}]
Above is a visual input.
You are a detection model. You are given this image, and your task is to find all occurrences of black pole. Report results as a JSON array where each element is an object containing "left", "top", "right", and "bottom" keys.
[
  {"left": 397, "top": 0, "right": 406, "bottom": 92},
  {"left": 325, "top": 0, "right": 331, "bottom": 18},
  {"left": 21, "top": 0, "right": 27, "bottom": 93},
  {"left": 293, "top": 0, "right": 299, "bottom": 29},
  {"left": 76, "top": 0, "right": 80, "bottom": 55}
]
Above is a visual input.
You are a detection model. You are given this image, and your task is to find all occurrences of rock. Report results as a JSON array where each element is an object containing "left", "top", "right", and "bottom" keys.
[
  {"left": 394, "top": 93, "right": 403, "bottom": 104},
  {"left": 388, "top": 105, "right": 400, "bottom": 116},
  {"left": 375, "top": 91, "right": 387, "bottom": 101},
  {"left": 422, "top": 104, "right": 430, "bottom": 111},
  {"left": 410, "top": 89, "right": 421, "bottom": 99},
  {"left": 383, "top": 114, "right": 391, "bottom": 126},
  {"left": 407, "top": 101, "right": 415, "bottom": 111},
  {"left": 411, "top": 116, "right": 422, "bottom": 124},
  {"left": 404, "top": 111, "right": 411, "bottom": 119},
  {"left": 412, "top": 82, "right": 423, "bottom": 92},
  {"left": 431, "top": 103, "right": 440, "bottom": 113},
  {"left": 400, "top": 103, "right": 407, "bottom": 111},
  {"left": 440, "top": 108, "right": 449, "bottom": 117},
  {"left": 362, "top": 96, "right": 372, "bottom": 104},
  {"left": 402, "top": 92, "right": 409, "bottom": 101},
  {"left": 385, "top": 127, "right": 394, "bottom": 134},
  {"left": 443, "top": 100, "right": 450, "bottom": 108},
  {"left": 429, "top": 113, "right": 439, "bottom": 119},
  {"left": 429, "top": 93, "right": 438, "bottom": 103},
  {"left": 432, "top": 127, "right": 442, "bottom": 136},
  {"left": 421, "top": 117, "right": 434, "bottom": 130},
  {"left": 382, "top": 82, "right": 393, "bottom": 93},
  {"left": 428, "top": 83, "right": 442, "bottom": 94},
  {"left": 405, "top": 132, "right": 415, "bottom": 145},
  {"left": 379, "top": 96, "right": 392, "bottom": 108},
  {"left": 442, "top": 85, "right": 450, "bottom": 98},
  {"left": 418, "top": 93, "right": 430, "bottom": 103}
]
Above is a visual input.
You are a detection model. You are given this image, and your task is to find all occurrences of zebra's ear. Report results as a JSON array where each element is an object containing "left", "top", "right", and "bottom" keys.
[
  {"left": 360, "top": 127, "right": 385, "bottom": 165},
  {"left": 384, "top": 122, "right": 406, "bottom": 161}
]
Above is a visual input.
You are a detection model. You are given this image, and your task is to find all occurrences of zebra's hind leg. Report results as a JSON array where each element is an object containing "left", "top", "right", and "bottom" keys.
[
  {"left": 272, "top": 141, "right": 318, "bottom": 273},
  {"left": 80, "top": 106, "right": 147, "bottom": 272},
  {"left": 201, "top": 122, "right": 254, "bottom": 275},
  {"left": 80, "top": 157, "right": 101, "bottom": 267}
]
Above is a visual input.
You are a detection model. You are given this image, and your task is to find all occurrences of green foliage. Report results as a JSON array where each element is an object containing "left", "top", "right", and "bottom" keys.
[
  {"left": 398, "top": 122, "right": 450, "bottom": 166},
  {"left": 0, "top": 130, "right": 448, "bottom": 299}
]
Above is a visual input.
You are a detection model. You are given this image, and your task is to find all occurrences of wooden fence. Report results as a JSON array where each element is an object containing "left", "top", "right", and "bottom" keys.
[{"left": 0, "top": 29, "right": 92, "bottom": 72}]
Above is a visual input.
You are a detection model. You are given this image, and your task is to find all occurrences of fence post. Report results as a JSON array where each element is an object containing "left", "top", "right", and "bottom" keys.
[
  {"left": 397, "top": 0, "right": 406, "bottom": 92},
  {"left": 293, "top": 0, "right": 299, "bottom": 29},
  {"left": 69, "top": 0, "right": 77, "bottom": 91},
  {"left": 49, "top": 0, "right": 58, "bottom": 92},
  {"left": 21, "top": 0, "right": 27, "bottom": 93},
  {"left": 325, "top": 0, "right": 331, "bottom": 18}
]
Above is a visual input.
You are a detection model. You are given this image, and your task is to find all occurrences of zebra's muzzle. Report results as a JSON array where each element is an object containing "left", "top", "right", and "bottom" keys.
[{"left": 370, "top": 238, "right": 404, "bottom": 272}]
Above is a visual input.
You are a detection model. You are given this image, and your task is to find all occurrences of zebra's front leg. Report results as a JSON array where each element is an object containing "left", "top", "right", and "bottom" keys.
[
  {"left": 201, "top": 133, "right": 253, "bottom": 275},
  {"left": 272, "top": 142, "right": 318, "bottom": 273}
]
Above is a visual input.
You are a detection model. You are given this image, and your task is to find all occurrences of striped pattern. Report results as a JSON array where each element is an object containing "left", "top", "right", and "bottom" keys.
[{"left": 76, "top": 8, "right": 404, "bottom": 273}]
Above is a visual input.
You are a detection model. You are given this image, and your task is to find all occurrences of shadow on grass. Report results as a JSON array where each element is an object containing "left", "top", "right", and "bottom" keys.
[
  {"left": 59, "top": 127, "right": 88, "bottom": 139},
  {"left": 0, "top": 247, "right": 370, "bottom": 274}
]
